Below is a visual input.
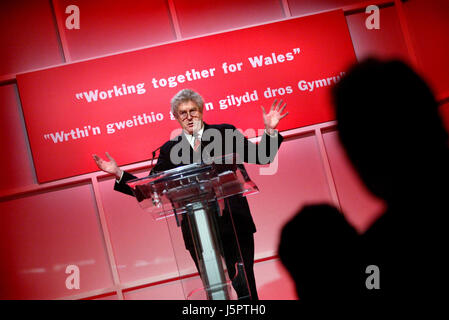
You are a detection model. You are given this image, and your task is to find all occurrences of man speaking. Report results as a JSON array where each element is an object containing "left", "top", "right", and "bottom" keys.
[{"left": 93, "top": 89, "right": 288, "bottom": 300}]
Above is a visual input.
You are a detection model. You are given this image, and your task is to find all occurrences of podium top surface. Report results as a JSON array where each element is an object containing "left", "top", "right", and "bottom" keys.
[{"left": 126, "top": 155, "right": 258, "bottom": 219}]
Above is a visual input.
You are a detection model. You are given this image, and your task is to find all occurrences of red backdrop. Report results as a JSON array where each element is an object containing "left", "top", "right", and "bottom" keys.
[
  {"left": 16, "top": 10, "right": 356, "bottom": 183},
  {"left": 2, "top": 0, "right": 448, "bottom": 301}
]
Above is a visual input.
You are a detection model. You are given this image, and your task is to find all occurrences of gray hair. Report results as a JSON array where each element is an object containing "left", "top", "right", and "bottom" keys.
[{"left": 170, "top": 89, "right": 204, "bottom": 115}]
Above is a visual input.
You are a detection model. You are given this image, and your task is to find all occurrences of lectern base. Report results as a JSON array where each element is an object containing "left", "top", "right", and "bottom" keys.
[
  {"left": 126, "top": 156, "right": 257, "bottom": 300},
  {"left": 187, "top": 281, "right": 237, "bottom": 300},
  {"left": 187, "top": 201, "right": 231, "bottom": 300}
]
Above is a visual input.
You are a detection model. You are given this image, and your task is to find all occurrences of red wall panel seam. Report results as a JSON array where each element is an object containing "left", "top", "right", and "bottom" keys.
[
  {"left": 167, "top": 0, "right": 183, "bottom": 40},
  {"left": 341, "top": 0, "right": 394, "bottom": 15},
  {"left": 55, "top": 287, "right": 118, "bottom": 300},
  {"left": 90, "top": 176, "right": 124, "bottom": 300},
  {"left": 0, "top": 74, "right": 16, "bottom": 85},
  {"left": 393, "top": 0, "right": 420, "bottom": 69},
  {"left": 289, "top": 0, "right": 394, "bottom": 18},
  {"left": 315, "top": 128, "right": 342, "bottom": 211},
  {"left": 50, "top": 0, "right": 72, "bottom": 62},
  {"left": 281, "top": 0, "right": 292, "bottom": 17},
  {"left": 48, "top": 0, "right": 68, "bottom": 63}
]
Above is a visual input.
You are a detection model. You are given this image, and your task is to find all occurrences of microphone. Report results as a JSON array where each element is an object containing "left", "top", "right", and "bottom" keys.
[
  {"left": 150, "top": 145, "right": 162, "bottom": 164},
  {"left": 149, "top": 145, "right": 162, "bottom": 174}
]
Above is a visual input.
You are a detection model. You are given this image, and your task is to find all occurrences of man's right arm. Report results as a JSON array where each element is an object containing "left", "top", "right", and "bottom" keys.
[
  {"left": 93, "top": 152, "right": 136, "bottom": 197},
  {"left": 114, "top": 171, "right": 138, "bottom": 197},
  {"left": 93, "top": 142, "right": 173, "bottom": 197}
]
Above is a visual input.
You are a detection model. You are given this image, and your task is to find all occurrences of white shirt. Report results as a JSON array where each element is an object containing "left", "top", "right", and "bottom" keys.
[
  {"left": 183, "top": 125, "right": 205, "bottom": 149},
  {"left": 117, "top": 124, "right": 277, "bottom": 182},
  {"left": 184, "top": 125, "right": 277, "bottom": 147}
]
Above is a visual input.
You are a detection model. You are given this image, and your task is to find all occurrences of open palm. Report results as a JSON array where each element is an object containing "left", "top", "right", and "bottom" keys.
[
  {"left": 262, "top": 99, "right": 289, "bottom": 132},
  {"left": 92, "top": 152, "right": 122, "bottom": 177}
]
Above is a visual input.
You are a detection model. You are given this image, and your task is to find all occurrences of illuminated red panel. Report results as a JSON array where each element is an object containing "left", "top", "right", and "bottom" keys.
[
  {"left": 0, "top": 0, "right": 63, "bottom": 76},
  {"left": 322, "top": 130, "right": 386, "bottom": 233},
  {"left": 402, "top": 0, "right": 449, "bottom": 97},
  {"left": 254, "top": 259, "right": 297, "bottom": 300},
  {"left": 345, "top": 6, "right": 410, "bottom": 62},
  {"left": 288, "top": 0, "right": 362, "bottom": 16},
  {"left": 173, "top": 0, "right": 284, "bottom": 37},
  {"left": 245, "top": 134, "right": 334, "bottom": 259},
  {"left": 98, "top": 174, "right": 182, "bottom": 285},
  {"left": 0, "top": 184, "right": 113, "bottom": 299},
  {"left": 0, "top": 84, "right": 35, "bottom": 193},
  {"left": 54, "top": 0, "right": 175, "bottom": 61}
]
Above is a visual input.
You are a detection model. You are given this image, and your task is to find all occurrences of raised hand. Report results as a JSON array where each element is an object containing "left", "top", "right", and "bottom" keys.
[
  {"left": 92, "top": 152, "right": 122, "bottom": 179},
  {"left": 261, "top": 99, "right": 289, "bottom": 135}
]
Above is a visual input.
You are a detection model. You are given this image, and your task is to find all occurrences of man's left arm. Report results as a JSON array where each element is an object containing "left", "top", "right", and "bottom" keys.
[
  {"left": 253, "top": 126, "right": 284, "bottom": 164},
  {"left": 246, "top": 99, "right": 288, "bottom": 164}
]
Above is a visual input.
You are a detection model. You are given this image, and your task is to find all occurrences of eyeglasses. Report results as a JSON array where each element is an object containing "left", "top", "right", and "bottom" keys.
[{"left": 177, "top": 109, "right": 201, "bottom": 120}]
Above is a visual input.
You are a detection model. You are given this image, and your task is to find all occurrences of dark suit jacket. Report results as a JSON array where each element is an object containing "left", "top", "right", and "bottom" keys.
[{"left": 114, "top": 122, "right": 283, "bottom": 250}]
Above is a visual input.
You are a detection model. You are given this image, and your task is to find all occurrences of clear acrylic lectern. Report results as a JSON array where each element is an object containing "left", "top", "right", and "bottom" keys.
[{"left": 126, "top": 154, "right": 259, "bottom": 300}]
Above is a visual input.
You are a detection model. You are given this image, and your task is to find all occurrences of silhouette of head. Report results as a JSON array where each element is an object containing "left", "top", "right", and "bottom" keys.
[
  {"left": 332, "top": 59, "right": 448, "bottom": 203},
  {"left": 278, "top": 204, "right": 360, "bottom": 299}
]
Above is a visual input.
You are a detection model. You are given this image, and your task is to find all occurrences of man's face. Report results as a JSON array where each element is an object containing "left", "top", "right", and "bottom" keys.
[{"left": 175, "top": 100, "right": 203, "bottom": 135}]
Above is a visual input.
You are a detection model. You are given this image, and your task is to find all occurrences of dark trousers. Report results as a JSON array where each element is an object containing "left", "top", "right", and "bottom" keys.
[{"left": 188, "top": 232, "right": 259, "bottom": 300}]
